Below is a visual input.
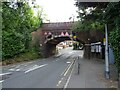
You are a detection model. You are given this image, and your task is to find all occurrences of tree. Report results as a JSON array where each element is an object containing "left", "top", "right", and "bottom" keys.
[
  {"left": 73, "top": 2, "right": 108, "bottom": 31},
  {"left": 105, "top": 2, "right": 120, "bottom": 72},
  {"left": 2, "top": 1, "right": 42, "bottom": 59},
  {"left": 75, "top": 1, "right": 120, "bottom": 78}
]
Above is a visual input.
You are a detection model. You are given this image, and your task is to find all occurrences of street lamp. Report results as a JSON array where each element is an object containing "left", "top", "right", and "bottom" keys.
[{"left": 105, "top": 24, "right": 110, "bottom": 79}]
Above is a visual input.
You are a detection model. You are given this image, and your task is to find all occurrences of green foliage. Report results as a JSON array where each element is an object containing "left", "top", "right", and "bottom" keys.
[
  {"left": 72, "top": 4, "right": 105, "bottom": 31},
  {"left": 2, "top": 31, "right": 25, "bottom": 58},
  {"left": 103, "top": 2, "right": 120, "bottom": 25},
  {"left": 106, "top": 2, "right": 120, "bottom": 72},
  {"left": 2, "top": 50, "right": 41, "bottom": 65},
  {"left": 75, "top": 2, "right": 120, "bottom": 72},
  {"left": 2, "top": 2, "right": 42, "bottom": 60},
  {"left": 109, "top": 28, "right": 120, "bottom": 72},
  {"left": 72, "top": 20, "right": 104, "bottom": 31}
]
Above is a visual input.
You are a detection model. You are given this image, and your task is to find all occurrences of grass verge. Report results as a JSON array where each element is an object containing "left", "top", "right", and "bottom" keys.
[{"left": 2, "top": 51, "right": 42, "bottom": 66}]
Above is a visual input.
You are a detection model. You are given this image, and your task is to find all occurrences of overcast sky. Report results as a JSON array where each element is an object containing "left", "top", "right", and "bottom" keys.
[{"left": 35, "top": 0, "right": 78, "bottom": 22}]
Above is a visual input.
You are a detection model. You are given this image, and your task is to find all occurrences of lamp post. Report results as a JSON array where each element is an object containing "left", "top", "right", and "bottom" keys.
[{"left": 105, "top": 24, "right": 110, "bottom": 79}]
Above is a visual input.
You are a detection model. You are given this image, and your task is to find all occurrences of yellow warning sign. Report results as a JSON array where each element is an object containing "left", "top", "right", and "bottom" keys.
[
  {"left": 103, "top": 38, "right": 106, "bottom": 42},
  {"left": 103, "top": 38, "right": 106, "bottom": 45},
  {"left": 73, "top": 36, "right": 76, "bottom": 39}
]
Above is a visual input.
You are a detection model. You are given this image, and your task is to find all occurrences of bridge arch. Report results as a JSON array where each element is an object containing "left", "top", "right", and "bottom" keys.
[{"left": 42, "top": 35, "right": 85, "bottom": 57}]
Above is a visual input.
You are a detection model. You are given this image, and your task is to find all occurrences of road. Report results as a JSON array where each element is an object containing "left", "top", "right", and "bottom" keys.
[{"left": 1, "top": 47, "right": 83, "bottom": 88}]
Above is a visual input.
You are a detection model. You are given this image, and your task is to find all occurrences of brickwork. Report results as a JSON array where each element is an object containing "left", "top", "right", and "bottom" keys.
[{"left": 32, "top": 22, "right": 104, "bottom": 58}]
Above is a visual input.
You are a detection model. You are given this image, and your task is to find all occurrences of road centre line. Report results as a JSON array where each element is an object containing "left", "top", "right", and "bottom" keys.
[
  {"left": 61, "top": 64, "right": 70, "bottom": 76},
  {"left": 25, "top": 64, "right": 48, "bottom": 73},
  {"left": 64, "top": 60, "right": 76, "bottom": 89},
  {"left": 57, "top": 59, "right": 75, "bottom": 87},
  {"left": 63, "top": 60, "right": 74, "bottom": 76}
]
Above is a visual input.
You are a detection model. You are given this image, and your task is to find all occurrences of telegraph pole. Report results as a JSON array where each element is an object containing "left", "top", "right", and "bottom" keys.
[{"left": 105, "top": 24, "right": 110, "bottom": 79}]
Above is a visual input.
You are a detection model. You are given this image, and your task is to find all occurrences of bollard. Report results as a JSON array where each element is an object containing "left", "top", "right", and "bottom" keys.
[
  {"left": 77, "top": 56, "right": 80, "bottom": 75},
  {"left": 78, "top": 63, "right": 80, "bottom": 75}
]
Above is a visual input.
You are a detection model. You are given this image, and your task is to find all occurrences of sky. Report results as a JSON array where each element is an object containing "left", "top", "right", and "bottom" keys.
[{"left": 35, "top": 0, "right": 78, "bottom": 22}]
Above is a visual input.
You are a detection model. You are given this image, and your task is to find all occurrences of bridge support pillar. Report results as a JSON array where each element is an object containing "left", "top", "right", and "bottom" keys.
[
  {"left": 84, "top": 45, "right": 91, "bottom": 59},
  {"left": 41, "top": 43, "right": 56, "bottom": 58}
]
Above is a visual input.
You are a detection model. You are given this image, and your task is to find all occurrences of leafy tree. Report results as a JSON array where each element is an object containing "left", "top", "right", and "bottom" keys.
[
  {"left": 2, "top": 1, "right": 42, "bottom": 59},
  {"left": 75, "top": 1, "right": 120, "bottom": 74},
  {"left": 72, "top": 2, "right": 108, "bottom": 31},
  {"left": 109, "top": 28, "right": 120, "bottom": 72},
  {"left": 105, "top": 2, "right": 120, "bottom": 72}
]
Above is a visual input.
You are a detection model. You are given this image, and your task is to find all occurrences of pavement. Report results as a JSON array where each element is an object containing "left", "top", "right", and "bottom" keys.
[{"left": 66, "top": 57, "right": 118, "bottom": 88}]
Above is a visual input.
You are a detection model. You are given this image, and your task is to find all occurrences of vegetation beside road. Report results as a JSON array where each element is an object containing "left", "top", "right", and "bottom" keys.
[
  {"left": 2, "top": 49, "right": 42, "bottom": 65},
  {"left": 1, "top": 1, "right": 43, "bottom": 64},
  {"left": 106, "top": 3, "right": 120, "bottom": 73}
]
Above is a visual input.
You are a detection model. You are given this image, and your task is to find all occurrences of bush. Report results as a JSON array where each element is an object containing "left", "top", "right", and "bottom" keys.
[
  {"left": 2, "top": 2, "right": 42, "bottom": 60},
  {"left": 2, "top": 50, "right": 41, "bottom": 65},
  {"left": 109, "top": 27, "right": 120, "bottom": 72},
  {"left": 2, "top": 31, "right": 25, "bottom": 59}
]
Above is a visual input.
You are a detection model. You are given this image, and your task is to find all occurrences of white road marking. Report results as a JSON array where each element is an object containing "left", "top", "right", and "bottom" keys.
[
  {"left": 25, "top": 64, "right": 48, "bottom": 73},
  {"left": 9, "top": 68, "right": 20, "bottom": 71},
  {"left": 61, "top": 64, "right": 70, "bottom": 76},
  {"left": 0, "top": 80, "right": 4, "bottom": 83},
  {"left": 64, "top": 69, "right": 72, "bottom": 88},
  {"left": 64, "top": 60, "right": 76, "bottom": 89},
  {"left": 56, "top": 81, "right": 62, "bottom": 86},
  {"left": 56, "top": 77, "right": 64, "bottom": 86},
  {"left": 66, "top": 62, "right": 71, "bottom": 64},
  {"left": 16, "top": 69, "right": 20, "bottom": 71},
  {"left": 9, "top": 69, "right": 15, "bottom": 71},
  {"left": 64, "top": 61, "right": 74, "bottom": 76},
  {"left": 0, "top": 72, "right": 12, "bottom": 76}
]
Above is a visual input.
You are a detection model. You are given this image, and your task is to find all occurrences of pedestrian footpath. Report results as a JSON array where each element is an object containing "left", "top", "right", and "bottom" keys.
[{"left": 67, "top": 58, "right": 118, "bottom": 88}]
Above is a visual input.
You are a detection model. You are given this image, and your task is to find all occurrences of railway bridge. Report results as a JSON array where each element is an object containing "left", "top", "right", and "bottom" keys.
[{"left": 32, "top": 22, "right": 104, "bottom": 58}]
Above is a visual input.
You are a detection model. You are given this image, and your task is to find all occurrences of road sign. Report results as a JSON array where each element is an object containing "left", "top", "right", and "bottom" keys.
[
  {"left": 73, "top": 36, "right": 76, "bottom": 39},
  {"left": 103, "top": 38, "right": 106, "bottom": 45}
]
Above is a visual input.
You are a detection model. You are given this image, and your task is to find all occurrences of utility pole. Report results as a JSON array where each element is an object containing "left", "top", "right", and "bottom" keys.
[{"left": 105, "top": 24, "right": 110, "bottom": 79}]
